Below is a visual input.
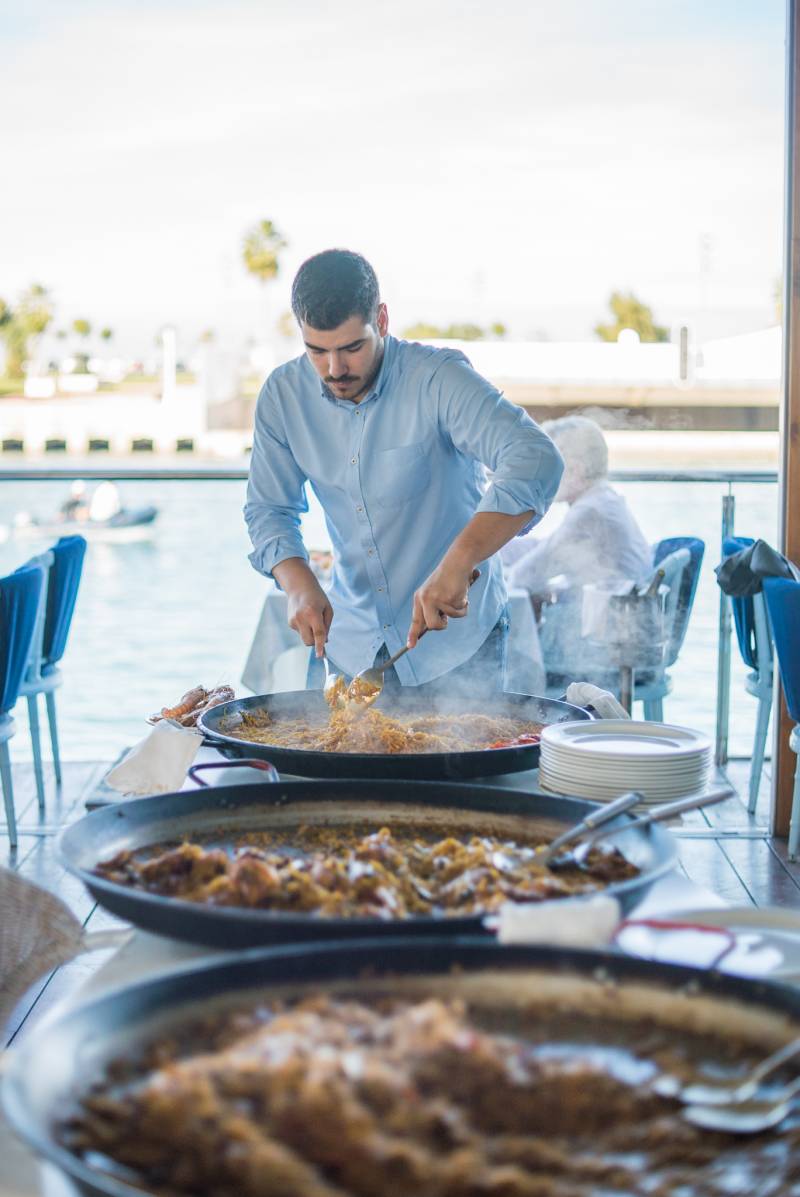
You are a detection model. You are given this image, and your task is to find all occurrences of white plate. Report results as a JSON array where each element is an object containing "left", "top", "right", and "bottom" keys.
[
  {"left": 616, "top": 906, "right": 800, "bottom": 983},
  {"left": 543, "top": 741, "right": 709, "bottom": 762},
  {"left": 537, "top": 778, "right": 709, "bottom": 802},
  {"left": 539, "top": 762, "right": 710, "bottom": 788},
  {"left": 539, "top": 755, "right": 709, "bottom": 777},
  {"left": 540, "top": 758, "right": 710, "bottom": 781},
  {"left": 541, "top": 720, "right": 711, "bottom": 761},
  {"left": 536, "top": 775, "right": 704, "bottom": 794},
  {"left": 542, "top": 762, "right": 711, "bottom": 783},
  {"left": 538, "top": 767, "right": 711, "bottom": 793}
]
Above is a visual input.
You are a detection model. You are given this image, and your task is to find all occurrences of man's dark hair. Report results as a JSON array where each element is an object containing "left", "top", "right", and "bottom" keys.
[{"left": 291, "top": 249, "right": 379, "bottom": 330}]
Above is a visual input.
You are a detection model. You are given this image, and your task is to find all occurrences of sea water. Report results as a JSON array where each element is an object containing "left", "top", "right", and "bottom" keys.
[{"left": 0, "top": 477, "right": 778, "bottom": 763}]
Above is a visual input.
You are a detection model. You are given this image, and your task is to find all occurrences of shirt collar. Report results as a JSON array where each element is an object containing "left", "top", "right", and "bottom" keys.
[{"left": 319, "top": 335, "right": 396, "bottom": 409}]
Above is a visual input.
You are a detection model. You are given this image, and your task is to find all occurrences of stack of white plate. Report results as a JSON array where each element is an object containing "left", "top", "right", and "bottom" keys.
[{"left": 539, "top": 720, "right": 712, "bottom": 804}]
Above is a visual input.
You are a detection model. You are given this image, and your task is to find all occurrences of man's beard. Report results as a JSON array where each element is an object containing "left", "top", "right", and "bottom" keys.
[{"left": 327, "top": 341, "right": 384, "bottom": 400}]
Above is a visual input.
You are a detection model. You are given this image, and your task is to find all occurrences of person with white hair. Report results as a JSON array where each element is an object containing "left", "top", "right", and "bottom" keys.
[
  {"left": 504, "top": 416, "right": 651, "bottom": 598},
  {"left": 88, "top": 481, "right": 122, "bottom": 523}
]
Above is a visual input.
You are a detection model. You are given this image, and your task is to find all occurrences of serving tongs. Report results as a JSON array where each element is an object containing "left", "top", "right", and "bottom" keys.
[
  {"left": 542, "top": 785, "right": 734, "bottom": 871},
  {"left": 533, "top": 790, "right": 645, "bottom": 864},
  {"left": 326, "top": 570, "right": 480, "bottom": 710},
  {"left": 651, "top": 1035, "right": 800, "bottom": 1133}
]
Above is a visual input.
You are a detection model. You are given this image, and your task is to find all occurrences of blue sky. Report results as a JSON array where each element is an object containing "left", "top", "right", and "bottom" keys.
[{"left": 0, "top": 0, "right": 787, "bottom": 355}]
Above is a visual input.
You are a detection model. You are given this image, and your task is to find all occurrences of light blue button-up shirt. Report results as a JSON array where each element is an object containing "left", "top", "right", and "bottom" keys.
[{"left": 245, "top": 336, "right": 563, "bottom": 684}]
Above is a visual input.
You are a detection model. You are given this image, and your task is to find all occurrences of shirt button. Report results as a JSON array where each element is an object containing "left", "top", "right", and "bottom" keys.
[
  {"left": 350, "top": 457, "right": 357, "bottom": 464},
  {"left": 383, "top": 624, "right": 390, "bottom": 629},
  {"left": 356, "top": 505, "right": 363, "bottom": 513},
  {"left": 367, "top": 549, "right": 373, "bottom": 555},
  {"left": 377, "top": 586, "right": 384, "bottom": 592}
]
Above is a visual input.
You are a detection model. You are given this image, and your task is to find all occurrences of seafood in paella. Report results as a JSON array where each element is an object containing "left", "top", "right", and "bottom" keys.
[{"left": 94, "top": 823, "right": 639, "bottom": 917}]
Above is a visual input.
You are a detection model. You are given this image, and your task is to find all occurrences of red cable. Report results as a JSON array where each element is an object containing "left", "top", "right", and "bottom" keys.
[{"left": 614, "top": 918, "right": 738, "bottom": 970}]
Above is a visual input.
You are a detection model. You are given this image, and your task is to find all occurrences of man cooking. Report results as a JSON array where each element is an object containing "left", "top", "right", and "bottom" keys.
[{"left": 244, "top": 249, "right": 563, "bottom": 695}]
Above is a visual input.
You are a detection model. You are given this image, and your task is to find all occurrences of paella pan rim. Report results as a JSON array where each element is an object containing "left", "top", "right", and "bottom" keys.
[{"left": 4, "top": 937, "right": 800, "bottom": 1197}]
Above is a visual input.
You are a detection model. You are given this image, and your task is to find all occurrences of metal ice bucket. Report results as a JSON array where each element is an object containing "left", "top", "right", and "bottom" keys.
[{"left": 581, "top": 581, "right": 666, "bottom": 670}]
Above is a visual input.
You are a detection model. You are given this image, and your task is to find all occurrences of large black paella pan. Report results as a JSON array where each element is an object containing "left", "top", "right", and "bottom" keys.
[
  {"left": 197, "top": 689, "right": 591, "bottom": 780},
  {"left": 6, "top": 940, "right": 800, "bottom": 1197},
  {"left": 59, "top": 775, "right": 676, "bottom": 948}
]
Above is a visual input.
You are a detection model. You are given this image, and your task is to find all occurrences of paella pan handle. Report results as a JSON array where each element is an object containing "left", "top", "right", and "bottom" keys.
[
  {"left": 556, "top": 697, "right": 598, "bottom": 719},
  {"left": 187, "top": 759, "right": 280, "bottom": 787}
]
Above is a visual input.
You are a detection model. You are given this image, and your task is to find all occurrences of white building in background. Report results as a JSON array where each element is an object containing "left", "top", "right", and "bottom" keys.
[
  {"left": 415, "top": 326, "right": 781, "bottom": 389},
  {"left": 0, "top": 325, "right": 782, "bottom": 457},
  {"left": 695, "top": 326, "right": 782, "bottom": 384},
  {"left": 0, "top": 392, "right": 208, "bottom": 455}
]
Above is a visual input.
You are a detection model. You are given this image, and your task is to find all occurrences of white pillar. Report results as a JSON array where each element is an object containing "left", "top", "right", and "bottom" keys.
[{"left": 161, "top": 325, "right": 177, "bottom": 407}]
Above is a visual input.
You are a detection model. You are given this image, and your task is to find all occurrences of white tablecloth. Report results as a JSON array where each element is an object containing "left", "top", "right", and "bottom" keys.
[{"left": 241, "top": 587, "right": 544, "bottom": 695}]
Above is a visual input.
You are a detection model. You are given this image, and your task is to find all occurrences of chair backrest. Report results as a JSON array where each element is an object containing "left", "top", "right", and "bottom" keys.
[
  {"left": 654, "top": 546, "right": 690, "bottom": 666},
  {"left": 42, "top": 535, "right": 87, "bottom": 670},
  {"left": 722, "top": 535, "right": 774, "bottom": 678},
  {"left": 763, "top": 577, "right": 800, "bottom": 721},
  {"left": 0, "top": 565, "right": 46, "bottom": 715},
  {"left": 653, "top": 536, "right": 705, "bottom": 665},
  {"left": 17, "top": 549, "right": 54, "bottom": 685}
]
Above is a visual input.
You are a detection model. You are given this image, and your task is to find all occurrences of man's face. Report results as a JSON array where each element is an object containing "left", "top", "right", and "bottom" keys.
[{"left": 301, "top": 304, "right": 389, "bottom": 402}]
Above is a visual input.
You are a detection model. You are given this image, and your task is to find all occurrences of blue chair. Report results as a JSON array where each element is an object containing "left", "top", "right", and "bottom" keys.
[
  {"left": 722, "top": 536, "right": 774, "bottom": 813},
  {"left": 0, "top": 564, "right": 46, "bottom": 847},
  {"left": 763, "top": 577, "right": 800, "bottom": 859},
  {"left": 635, "top": 536, "right": 705, "bottom": 720},
  {"left": 18, "top": 536, "right": 87, "bottom": 806},
  {"left": 15, "top": 548, "right": 54, "bottom": 806}
]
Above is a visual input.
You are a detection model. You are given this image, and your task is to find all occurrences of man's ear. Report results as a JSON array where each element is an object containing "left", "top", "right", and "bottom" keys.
[{"left": 376, "top": 303, "right": 389, "bottom": 336}]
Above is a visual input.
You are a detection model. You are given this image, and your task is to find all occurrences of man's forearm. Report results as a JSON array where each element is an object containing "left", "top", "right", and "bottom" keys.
[
  {"left": 273, "top": 556, "right": 333, "bottom": 657},
  {"left": 272, "top": 556, "right": 319, "bottom": 596},
  {"left": 441, "top": 511, "right": 534, "bottom": 570},
  {"left": 407, "top": 510, "right": 534, "bottom": 644}
]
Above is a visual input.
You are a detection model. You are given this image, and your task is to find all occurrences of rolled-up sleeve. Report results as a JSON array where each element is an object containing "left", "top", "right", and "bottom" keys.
[
  {"left": 434, "top": 357, "right": 563, "bottom": 535},
  {"left": 244, "top": 380, "right": 309, "bottom": 578}
]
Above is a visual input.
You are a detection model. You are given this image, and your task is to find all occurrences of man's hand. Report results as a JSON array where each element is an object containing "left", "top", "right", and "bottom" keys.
[
  {"left": 408, "top": 560, "right": 480, "bottom": 648},
  {"left": 274, "top": 558, "right": 333, "bottom": 658}
]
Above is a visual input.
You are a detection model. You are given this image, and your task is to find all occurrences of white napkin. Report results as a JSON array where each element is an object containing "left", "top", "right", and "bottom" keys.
[
  {"left": 565, "top": 682, "right": 631, "bottom": 720},
  {"left": 105, "top": 719, "right": 203, "bottom": 797},
  {"left": 495, "top": 894, "right": 621, "bottom": 947}
]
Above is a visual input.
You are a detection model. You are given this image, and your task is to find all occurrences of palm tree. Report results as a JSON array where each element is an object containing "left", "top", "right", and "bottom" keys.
[
  {"left": 242, "top": 220, "right": 287, "bottom": 345},
  {"left": 72, "top": 318, "right": 92, "bottom": 373},
  {"left": 242, "top": 220, "right": 287, "bottom": 285},
  {"left": 594, "top": 292, "right": 669, "bottom": 343},
  {"left": 0, "top": 284, "right": 53, "bottom": 377}
]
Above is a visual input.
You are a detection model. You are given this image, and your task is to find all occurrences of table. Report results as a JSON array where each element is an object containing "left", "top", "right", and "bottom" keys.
[{"left": 241, "top": 586, "right": 545, "bottom": 695}]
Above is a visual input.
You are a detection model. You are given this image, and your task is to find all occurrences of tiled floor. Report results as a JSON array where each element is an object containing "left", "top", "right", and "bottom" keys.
[{"left": 1, "top": 752, "right": 798, "bottom": 1048}]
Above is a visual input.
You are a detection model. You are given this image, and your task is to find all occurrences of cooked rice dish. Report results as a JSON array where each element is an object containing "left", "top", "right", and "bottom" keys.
[
  {"left": 66, "top": 993, "right": 800, "bottom": 1196},
  {"left": 224, "top": 707, "right": 543, "bottom": 754},
  {"left": 94, "top": 824, "right": 639, "bottom": 917}
]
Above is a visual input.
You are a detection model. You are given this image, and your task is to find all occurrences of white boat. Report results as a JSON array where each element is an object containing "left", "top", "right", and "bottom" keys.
[{"left": 7, "top": 505, "right": 159, "bottom": 544}]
